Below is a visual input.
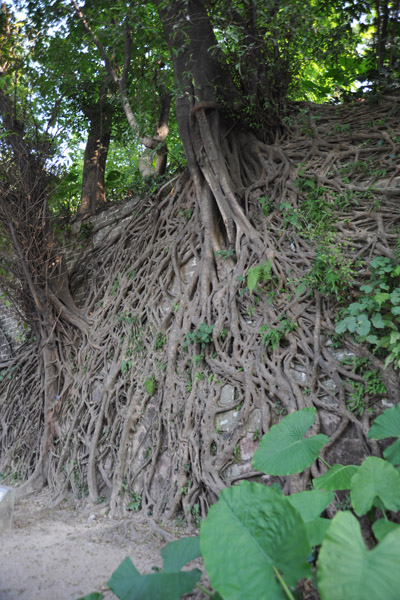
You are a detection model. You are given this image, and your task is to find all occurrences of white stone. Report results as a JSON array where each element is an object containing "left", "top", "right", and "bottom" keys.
[
  {"left": 0, "top": 485, "right": 15, "bottom": 534},
  {"left": 219, "top": 384, "right": 236, "bottom": 406}
]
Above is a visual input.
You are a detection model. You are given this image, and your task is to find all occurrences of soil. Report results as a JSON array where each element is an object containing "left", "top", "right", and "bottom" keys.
[{"left": 0, "top": 488, "right": 182, "bottom": 600}]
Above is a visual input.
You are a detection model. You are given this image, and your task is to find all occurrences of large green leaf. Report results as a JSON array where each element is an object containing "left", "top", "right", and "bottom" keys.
[
  {"left": 200, "top": 481, "right": 311, "bottom": 600},
  {"left": 350, "top": 456, "right": 400, "bottom": 515},
  {"left": 286, "top": 490, "right": 334, "bottom": 521},
  {"left": 368, "top": 404, "right": 400, "bottom": 439},
  {"left": 372, "top": 519, "right": 400, "bottom": 542},
  {"left": 161, "top": 537, "right": 201, "bottom": 572},
  {"left": 318, "top": 511, "right": 400, "bottom": 600},
  {"left": 368, "top": 405, "right": 400, "bottom": 466},
  {"left": 287, "top": 490, "right": 334, "bottom": 546},
  {"left": 383, "top": 438, "right": 400, "bottom": 466},
  {"left": 253, "top": 407, "right": 329, "bottom": 475},
  {"left": 313, "top": 464, "right": 359, "bottom": 491},
  {"left": 107, "top": 557, "right": 201, "bottom": 600}
]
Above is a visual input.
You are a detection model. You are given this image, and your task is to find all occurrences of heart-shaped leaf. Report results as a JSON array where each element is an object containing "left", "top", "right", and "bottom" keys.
[
  {"left": 253, "top": 407, "right": 329, "bottom": 475},
  {"left": 286, "top": 490, "right": 334, "bottom": 521},
  {"left": 350, "top": 456, "right": 400, "bottom": 515},
  {"left": 286, "top": 490, "right": 334, "bottom": 546},
  {"left": 200, "top": 481, "right": 311, "bottom": 600},
  {"left": 368, "top": 405, "right": 400, "bottom": 466},
  {"left": 161, "top": 537, "right": 201, "bottom": 572},
  {"left": 318, "top": 511, "right": 400, "bottom": 600},
  {"left": 107, "top": 557, "right": 201, "bottom": 600},
  {"left": 383, "top": 438, "right": 400, "bottom": 466},
  {"left": 372, "top": 519, "right": 400, "bottom": 542},
  {"left": 313, "top": 464, "right": 359, "bottom": 491}
]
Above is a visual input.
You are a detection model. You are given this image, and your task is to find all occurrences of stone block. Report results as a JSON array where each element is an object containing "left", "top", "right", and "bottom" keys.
[
  {"left": 245, "top": 409, "right": 262, "bottom": 433},
  {"left": 0, "top": 485, "right": 15, "bottom": 534},
  {"left": 219, "top": 384, "right": 235, "bottom": 407},
  {"left": 215, "top": 409, "right": 239, "bottom": 432}
]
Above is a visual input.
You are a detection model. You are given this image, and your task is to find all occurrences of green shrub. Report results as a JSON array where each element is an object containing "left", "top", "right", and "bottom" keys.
[
  {"left": 335, "top": 256, "right": 400, "bottom": 367},
  {"left": 78, "top": 405, "right": 400, "bottom": 600}
]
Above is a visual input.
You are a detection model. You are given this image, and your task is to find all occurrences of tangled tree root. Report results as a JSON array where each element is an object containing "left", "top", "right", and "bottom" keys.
[{"left": 1, "top": 95, "right": 400, "bottom": 522}]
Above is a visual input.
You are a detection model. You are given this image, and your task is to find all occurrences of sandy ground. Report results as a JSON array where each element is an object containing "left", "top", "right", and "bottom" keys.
[{"left": 0, "top": 489, "right": 180, "bottom": 600}]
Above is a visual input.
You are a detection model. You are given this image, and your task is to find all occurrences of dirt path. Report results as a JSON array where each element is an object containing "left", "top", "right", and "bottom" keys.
[{"left": 0, "top": 489, "right": 175, "bottom": 600}]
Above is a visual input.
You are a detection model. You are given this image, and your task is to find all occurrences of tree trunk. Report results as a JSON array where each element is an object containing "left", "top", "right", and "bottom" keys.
[
  {"left": 78, "top": 93, "right": 113, "bottom": 216},
  {"left": 0, "top": 85, "right": 88, "bottom": 496},
  {"left": 157, "top": 0, "right": 262, "bottom": 255}
]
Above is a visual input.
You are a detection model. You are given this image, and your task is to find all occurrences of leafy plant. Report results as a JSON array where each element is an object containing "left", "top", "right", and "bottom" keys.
[
  {"left": 253, "top": 407, "right": 329, "bottom": 475},
  {"left": 246, "top": 260, "right": 273, "bottom": 293},
  {"left": 183, "top": 323, "right": 215, "bottom": 350},
  {"left": 126, "top": 492, "right": 142, "bottom": 512},
  {"left": 368, "top": 402, "right": 400, "bottom": 466},
  {"left": 215, "top": 248, "right": 235, "bottom": 259},
  {"left": 144, "top": 376, "right": 155, "bottom": 397},
  {"left": 259, "top": 316, "right": 298, "bottom": 350},
  {"left": 80, "top": 406, "right": 400, "bottom": 600},
  {"left": 335, "top": 256, "right": 400, "bottom": 367},
  {"left": 78, "top": 537, "right": 202, "bottom": 600},
  {"left": 258, "top": 194, "right": 270, "bottom": 216},
  {"left": 153, "top": 332, "right": 166, "bottom": 351}
]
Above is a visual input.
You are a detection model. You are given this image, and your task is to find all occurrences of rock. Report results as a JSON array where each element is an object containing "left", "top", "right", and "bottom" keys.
[
  {"left": 215, "top": 410, "right": 239, "bottom": 432},
  {"left": 0, "top": 485, "right": 15, "bottom": 534},
  {"left": 219, "top": 384, "right": 235, "bottom": 407},
  {"left": 245, "top": 409, "right": 262, "bottom": 433}
]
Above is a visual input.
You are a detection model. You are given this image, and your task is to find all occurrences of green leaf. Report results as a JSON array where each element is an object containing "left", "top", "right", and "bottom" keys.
[
  {"left": 382, "top": 437, "right": 400, "bottom": 466},
  {"left": 371, "top": 312, "right": 385, "bottom": 329},
  {"left": 350, "top": 456, "right": 400, "bottom": 515},
  {"left": 286, "top": 490, "right": 334, "bottom": 546},
  {"left": 335, "top": 316, "right": 353, "bottom": 334},
  {"left": 144, "top": 377, "right": 155, "bottom": 397},
  {"left": 366, "top": 334, "right": 379, "bottom": 344},
  {"left": 200, "top": 482, "right": 311, "bottom": 600},
  {"left": 161, "top": 537, "right": 201, "bottom": 572},
  {"left": 355, "top": 313, "right": 371, "bottom": 336},
  {"left": 318, "top": 511, "right": 400, "bottom": 600},
  {"left": 253, "top": 407, "right": 330, "bottom": 475},
  {"left": 313, "top": 464, "right": 359, "bottom": 491},
  {"left": 304, "top": 517, "right": 331, "bottom": 547},
  {"left": 107, "top": 557, "right": 201, "bottom": 600},
  {"left": 374, "top": 292, "right": 390, "bottom": 306},
  {"left": 372, "top": 519, "right": 400, "bottom": 542},
  {"left": 286, "top": 490, "right": 334, "bottom": 521},
  {"left": 390, "top": 288, "right": 400, "bottom": 304},
  {"left": 368, "top": 404, "right": 400, "bottom": 440},
  {"left": 247, "top": 266, "right": 261, "bottom": 293}
]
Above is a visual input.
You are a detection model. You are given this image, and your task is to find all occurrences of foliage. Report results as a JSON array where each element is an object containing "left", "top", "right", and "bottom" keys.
[
  {"left": 81, "top": 405, "right": 400, "bottom": 599},
  {"left": 317, "top": 511, "right": 400, "bottom": 600},
  {"left": 253, "top": 407, "right": 329, "bottom": 475},
  {"left": 126, "top": 492, "right": 142, "bottom": 513},
  {"left": 144, "top": 376, "right": 155, "bottom": 397},
  {"left": 246, "top": 260, "right": 273, "bottom": 293},
  {"left": 78, "top": 537, "right": 201, "bottom": 600},
  {"left": 335, "top": 256, "right": 400, "bottom": 367},
  {"left": 368, "top": 402, "right": 400, "bottom": 466},
  {"left": 259, "top": 316, "right": 298, "bottom": 350},
  {"left": 183, "top": 323, "right": 215, "bottom": 350}
]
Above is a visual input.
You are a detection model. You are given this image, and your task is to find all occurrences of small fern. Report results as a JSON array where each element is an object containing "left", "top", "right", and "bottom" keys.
[{"left": 247, "top": 260, "right": 273, "bottom": 293}]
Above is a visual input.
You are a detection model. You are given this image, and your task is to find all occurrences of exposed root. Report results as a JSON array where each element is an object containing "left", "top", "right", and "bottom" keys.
[{"left": 1, "top": 95, "right": 400, "bottom": 523}]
